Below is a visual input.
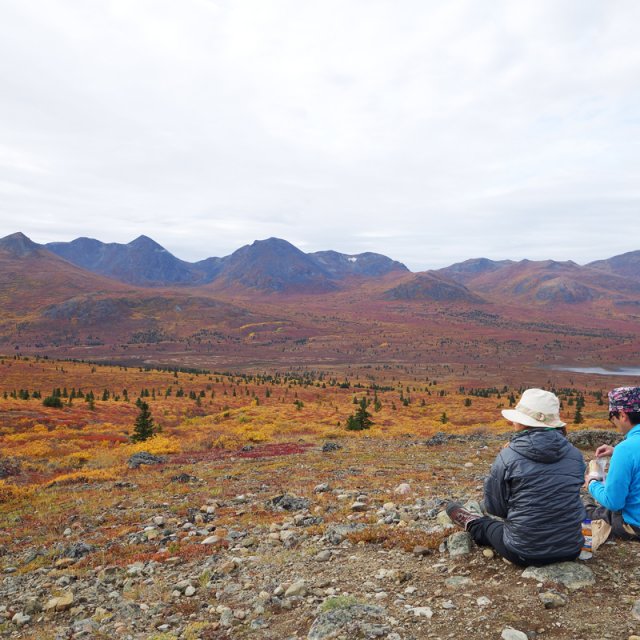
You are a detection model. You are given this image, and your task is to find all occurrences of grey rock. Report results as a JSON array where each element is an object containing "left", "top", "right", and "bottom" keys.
[
  {"left": 285, "top": 580, "right": 307, "bottom": 597},
  {"left": 22, "top": 548, "right": 45, "bottom": 564},
  {"left": 295, "top": 515, "right": 324, "bottom": 527},
  {"left": 44, "top": 591, "right": 74, "bottom": 611},
  {"left": 444, "top": 576, "right": 473, "bottom": 588},
  {"left": 126, "top": 561, "right": 145, "bottom": 576},
  {"left": 64, "top": 541, "right": 94, "bottom": 559},
  {"left": 436, "top": 510, "right": 454, "bottom": 527},
  {"left": 170, "top": 473, "right": 199, "bottom": 483},
  {"left": 448, "top": 531, "right": 473, "bottom": 557},
  {"left": 127, "top": 451, "right": 166, "bottom": 469},
  {"left": 173, "top": 579, "right": 193, "bottom": 594},
  {"left": 11, "top": 612, "right": 30, "bottom": 626},
  {"left": 321, "top": 442, "right": 342, "bottom": 452},
  {"left": 308, "top": 604, "right": 389, "bottom": 640},
  {"left": 97, "top": 566, "right": 121, "bottom": 583},
  {"left": 280, "top": 530, "right": 300, "bottom": 548},
  {"left": 23, "top": 599, "right": 41, "bottom": 615},
  {"left": 269, "top": 494, "right": 311, "bottom": 511},
  {"left": 324, "top": 523, "right": 367, "bottom": 545},
  {"left": 465, "top": 499, "right": 484, "bottom": 515},
  {"left": 72, "top": 618, "right": 99, "bottom": 634},
  {"left": 521, "top": 562, "right": 595, "bottom": 590},
  {"left": 424, "top": 432, "right": 455, "bottom": 446},
  {"left": 501, "top": 628, "right": 528, "bottom": 640},
  {"left": 539, "top": 589, "right": 568, "bottom": 609},
  {"left": 219, "top": 608, "right": 234, "bottom": 627},
  {"left": 567, "top": 429, "right": 622, "bottom": 449}
]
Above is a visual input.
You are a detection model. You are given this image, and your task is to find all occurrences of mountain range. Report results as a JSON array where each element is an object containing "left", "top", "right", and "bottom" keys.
[
  {"left": 43, "top": 234, "right": 409, "bottom": 291},
  {"left": 1, "top": 231, "right": 639, "bottom": 304},
  {"left": 2, "top": 230, "right": 640, "bottom": 371}
]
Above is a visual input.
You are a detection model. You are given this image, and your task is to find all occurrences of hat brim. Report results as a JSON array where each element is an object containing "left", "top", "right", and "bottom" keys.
[{"left": 501, "top": 409, "right": 566, "bottom": 429}]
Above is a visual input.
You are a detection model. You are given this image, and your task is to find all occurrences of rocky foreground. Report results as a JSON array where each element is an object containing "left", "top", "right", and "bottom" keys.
[{"left": 2, "top": 432, "right": 640, "bottom": 640}]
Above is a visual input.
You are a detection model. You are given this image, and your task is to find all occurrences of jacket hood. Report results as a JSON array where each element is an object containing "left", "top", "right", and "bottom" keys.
[{"left": 509, "top": 429, "right": 571, "bottom": 463}]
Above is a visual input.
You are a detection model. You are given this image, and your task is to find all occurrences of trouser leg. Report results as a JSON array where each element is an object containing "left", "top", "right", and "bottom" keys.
[
  {"left": 466, "top": 517, "right": 525, "bottom": 565},
  {"left": 467, "top": 517, "right": 581, "bottom": 566},
  {"left": 584, "top": 501, "right": 640, "bottom": 541}
]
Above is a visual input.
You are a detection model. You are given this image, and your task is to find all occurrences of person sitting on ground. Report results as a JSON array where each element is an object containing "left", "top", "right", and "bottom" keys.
[
  {"left": 446, "top": 388, "right": 586, "bottom": 566},
  {"left": 584, "top": 386, "right": 640, "bottom": 540}
]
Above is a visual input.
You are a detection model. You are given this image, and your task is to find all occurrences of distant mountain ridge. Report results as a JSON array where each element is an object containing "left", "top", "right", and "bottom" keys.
[
  {"left": 47, "top": 235, "right": 200, "bottom": 286},
  {"left": 45, "top": 235, "right": 409, "bottom": 291},
  {"left": 587, "top": 250, "right": 640, "bottom": 279},
  {"left": 0, "top": 232, "right": 129, "bottom": 314},
  {"left": 2, "top": 231, "right": 639, "bottom": 304},
  {"left": 434, "top": 255, "right": 640, "bottom": 304}
]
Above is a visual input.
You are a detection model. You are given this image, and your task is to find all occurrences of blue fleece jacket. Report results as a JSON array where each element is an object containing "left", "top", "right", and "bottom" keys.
[{"left": 589, "top": 424, "right": 640, "bottom": 527}]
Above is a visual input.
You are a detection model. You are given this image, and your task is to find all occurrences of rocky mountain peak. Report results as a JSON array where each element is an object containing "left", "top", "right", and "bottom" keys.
[{"left": 0, "top": 232, "right": 42, "bottom": 257}]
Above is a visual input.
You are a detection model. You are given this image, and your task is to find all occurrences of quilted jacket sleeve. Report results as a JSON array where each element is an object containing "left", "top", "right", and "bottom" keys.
[{"left": 484, "top": 449, "right": 510, "bottom": 518}]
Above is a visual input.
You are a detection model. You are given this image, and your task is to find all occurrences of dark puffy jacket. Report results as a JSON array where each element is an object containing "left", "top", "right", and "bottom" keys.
[{"left": 484, "top": 429, "right": 586, "bottom": 562}]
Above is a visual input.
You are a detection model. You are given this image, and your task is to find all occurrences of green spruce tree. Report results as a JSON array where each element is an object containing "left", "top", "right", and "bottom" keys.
[
  {"left": 131, "top": 401, "right": 156, "bottom": 442},
  {"left": 346, "top": 397, "right": 373, "bottom": 431}
]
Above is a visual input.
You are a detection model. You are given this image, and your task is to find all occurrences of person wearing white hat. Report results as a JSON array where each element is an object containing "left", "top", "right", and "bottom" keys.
[{"left": 447, "top": 389, "right": 586, "bottom": 566}]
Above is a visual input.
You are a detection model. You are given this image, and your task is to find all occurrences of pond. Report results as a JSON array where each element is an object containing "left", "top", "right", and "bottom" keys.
[{"left": 550, "top": 366, "right": 640, "bottom": 376}]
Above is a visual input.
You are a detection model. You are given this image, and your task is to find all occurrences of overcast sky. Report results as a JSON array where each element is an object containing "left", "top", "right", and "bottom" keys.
[{"left": 1, "top": 1, "right": 638, "bottom": 270}]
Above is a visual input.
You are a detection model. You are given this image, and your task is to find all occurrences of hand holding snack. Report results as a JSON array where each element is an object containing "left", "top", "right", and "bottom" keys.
[
  {"left": 595, "top": 444, "right": 614, "bottom": 458},
  {"left": 585, "top": 458, "right": 610, "bottom": 489},
  {"left": 586, "top": 459, "right": 604, "bottom": 482}
]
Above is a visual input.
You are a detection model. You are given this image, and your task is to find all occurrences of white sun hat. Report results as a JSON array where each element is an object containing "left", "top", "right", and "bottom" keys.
[{"left": 501, "top": 388, "right": 566, "bottom": 428}]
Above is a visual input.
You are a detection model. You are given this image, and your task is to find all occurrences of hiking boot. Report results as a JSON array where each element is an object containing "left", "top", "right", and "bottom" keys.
[{"left": 446, "top": 502, "right": 482, "bottom": 531}]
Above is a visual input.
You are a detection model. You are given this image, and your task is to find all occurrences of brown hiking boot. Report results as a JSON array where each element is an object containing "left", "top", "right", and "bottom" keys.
[{"left": 446, "top": 502, "right": 482, "bottom": 531}]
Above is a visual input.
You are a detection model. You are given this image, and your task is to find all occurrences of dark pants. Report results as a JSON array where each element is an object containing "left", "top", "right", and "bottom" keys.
[
  {"left": 467, "top": 517, "right": 580, "bottom": 567},
  {"left": 583, "top": 497, "right": 640, "bottom": 540}
]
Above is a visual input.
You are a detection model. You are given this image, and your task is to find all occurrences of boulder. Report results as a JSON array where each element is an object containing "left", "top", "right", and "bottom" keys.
[
  {"left": 127, "top": 451, "right": 166, "bottom": 469},
  {"left": 568, "top": 429, "right": 622, "bottom": 449},
  {"left": 522, "top": 562, "right": 595, "bottom": 590},
  {"left": 308, "top": 604, "right": 389, "bottom": 640},
  {"left": 269, "top": 494, "right": 311, "bottom": 511},
  {"left": 447, "top": 531, "right": 473, "bottom": 557}
]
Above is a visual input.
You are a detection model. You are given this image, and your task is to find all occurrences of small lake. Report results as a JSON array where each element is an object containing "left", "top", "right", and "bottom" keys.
[{"left": 550, "top": 366, "right": 640, "bottom": 376}]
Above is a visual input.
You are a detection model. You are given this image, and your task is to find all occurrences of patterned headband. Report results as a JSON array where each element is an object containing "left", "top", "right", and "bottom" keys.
[{"left": 609, "top": 387, "right": 640, "bottom": 413}]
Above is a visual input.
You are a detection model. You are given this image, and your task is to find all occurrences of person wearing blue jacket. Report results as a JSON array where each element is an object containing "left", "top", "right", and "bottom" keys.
[
  {"left": 585, "top": 386, "right": 640, "bottom": 539},
  {"left": 447, "top": 388, "right": 586, "bottom": 566}
]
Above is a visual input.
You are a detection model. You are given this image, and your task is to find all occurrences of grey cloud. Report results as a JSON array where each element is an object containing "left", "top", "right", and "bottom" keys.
[{"left": 0, "top": 0, "right": 638, "bottom": 270}]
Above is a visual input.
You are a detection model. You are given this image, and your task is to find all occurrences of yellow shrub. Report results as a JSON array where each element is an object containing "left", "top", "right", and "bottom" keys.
[
  {"left": 64, "top": 451, "right": 92, "bottom": 468},
  {"left": 200, "top": 434, "right": 237, "bottom": 450},
  {"left": 19, "top": 440, "right": 56, "bottom": 459},
  {"left": 46, "top": 468, "right": 117, "bottom": 487},
  {"left": 0, "top": 480, "right": 33, "bottom": 504},
  {"left": 241, "top": 429, "right": 268, "bottom": 443},
  {"left": 123, "top": 435, "right": 182, "bottom": 456}
]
